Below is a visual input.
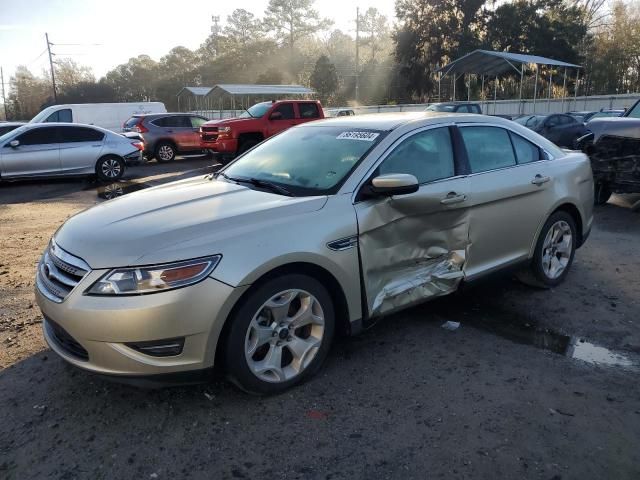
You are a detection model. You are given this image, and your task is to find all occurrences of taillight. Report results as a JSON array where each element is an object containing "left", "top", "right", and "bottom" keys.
[
  {"left": 131, "top": 141, "right": 144, "bottom": 151},
  {"left": 134, "top": 121, "right": 148, "bottom": 133}
]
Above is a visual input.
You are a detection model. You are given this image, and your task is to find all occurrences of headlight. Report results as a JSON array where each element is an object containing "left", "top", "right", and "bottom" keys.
[
  {"left": 86, "top": 255, "right": 221, "bottom": 296},
  {"left": 219, "top": 126, "right": 231, "bottom": 133}
]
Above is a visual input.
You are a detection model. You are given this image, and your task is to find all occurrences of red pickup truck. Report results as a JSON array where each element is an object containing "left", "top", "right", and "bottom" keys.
[{"left": 200, "top": 100, "right": 324, "bottom": 156}]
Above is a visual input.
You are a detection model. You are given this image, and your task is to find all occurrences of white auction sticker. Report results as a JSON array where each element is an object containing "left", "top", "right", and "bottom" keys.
[{"left": 336, "top": 131, "right": 380, "bottom": 141}]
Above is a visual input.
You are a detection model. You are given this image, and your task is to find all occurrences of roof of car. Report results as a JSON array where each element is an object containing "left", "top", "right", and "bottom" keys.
[
  {"left": 0, "top": 122, "right": 26, "bottom": 126},
  {"left": 302, "top": 112, "right": 513, "bottom": 131}
]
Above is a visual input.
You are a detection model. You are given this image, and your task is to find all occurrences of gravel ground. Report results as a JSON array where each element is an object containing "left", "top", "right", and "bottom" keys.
[{"left": 0, "top": 161, "right": 638, "bottom": 479}]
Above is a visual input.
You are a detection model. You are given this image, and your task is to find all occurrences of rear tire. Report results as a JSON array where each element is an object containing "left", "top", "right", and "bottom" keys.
[
  {"left": 223, "top": 274, "right": 335, "bottom": 395},
  {"left": 594, "top": 182, "right": 612, "bottom": 205},
  {"left": 95, "top": 156, "right": 125, "bottom": 182},
  {"left": 155, "top": 142, "right": 176, "bottom": 162},
  {"left": 517, "top": 211, "right": 577, "bottom": 289}
]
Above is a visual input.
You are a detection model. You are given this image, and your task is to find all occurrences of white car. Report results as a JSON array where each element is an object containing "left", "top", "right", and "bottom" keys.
[{"left": 0, "top": 123, "right": 142, "bottom": 182}]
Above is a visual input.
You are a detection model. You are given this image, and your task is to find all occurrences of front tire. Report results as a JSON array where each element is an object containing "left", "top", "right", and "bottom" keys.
[
  {"left": 223, "top": 274, "right": 335, "bottom": 395},
  {"left": 517, "top": 211, "right": 577, "bottom": 288},
  {"left": 96, "top": 156, "right": 125, "bottom": 182},
  {"left": 155, "top": 142, "right": 176, "bottom": 162}
]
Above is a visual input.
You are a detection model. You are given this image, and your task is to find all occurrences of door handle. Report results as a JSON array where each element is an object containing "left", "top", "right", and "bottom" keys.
[
  {"left": 531, "top": 174, "right": 551, "bottom": 186},
  {"left": 440, "top": 192, "right": 467, "bottom": 205}
]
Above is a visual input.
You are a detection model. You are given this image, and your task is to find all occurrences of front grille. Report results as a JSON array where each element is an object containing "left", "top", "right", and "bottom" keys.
[
  {"left": 36, "top": 241, "right": 90, "bottom": 303},
  {"left": 201, "top": 127, "right": 219, "bottom": 142},
  {"left": 45, "top": 318, "right": 89, "bottom": 361}
]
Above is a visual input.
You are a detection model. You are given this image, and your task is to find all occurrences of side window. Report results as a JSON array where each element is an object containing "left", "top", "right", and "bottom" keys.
[
  {"left": 299, "top": 103, "right": 320, "bottom": 119},
  {"left": 58, "top": 126, "right": 104, "bottom": 143},
  {"left": 378, "top": 127, "right": 455, "bottom": 184},
  {"left": 175, "top": 116, "right": 192, "bottom": 128},
  {"left": 15, "top": 127, "right": 59, "bottom": 146},
  {"left": 190, "top": 116, "right": 207, "bottom": 128},
  {"left": 546, "top": 115, "right": 559, "bottom": 127},
  {"left": 627, "top": 101, "right": 640, "bottom": 118},
  {"left": 471, "top": 105, "right": 482, "bottom": 114},
  {"left": 58, "top": 109, "right": 72, "bottom": 123},
  {"left": 272, "top": 103, "right": 295, "bottom": 120},
  {"left": 456, "top": 105, "right": 471, "bottom": 113},
  {"left": 460, "top": 126, "right": 516, "bottom": 173},
  {"left": 562, "top": 115, "right": 576, "bottom": 125},
  {"left": 509, "top": 132, "right": 542, "bottom": 164}
]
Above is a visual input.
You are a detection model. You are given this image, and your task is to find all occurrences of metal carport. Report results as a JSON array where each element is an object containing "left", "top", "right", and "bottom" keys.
[
  {"left": 437, "top": 49, "right": 582, "bottom": 114},
  {"left": 204, "top": 84, "right": 314, "bottom": 111},
  {"left": 177, "top": 87, "right": 214, "bottom": 113}
]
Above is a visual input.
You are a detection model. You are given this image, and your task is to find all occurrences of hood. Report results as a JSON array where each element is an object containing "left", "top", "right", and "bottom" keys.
[
  {"left": 203, "top": 117, "right": 255, "bottom": 127},
  {"left": 587, "top": 117, "right": 640, "bottom": 142},
  {"left": 54, "top": 176, "right": 327, "bottom": 269}
]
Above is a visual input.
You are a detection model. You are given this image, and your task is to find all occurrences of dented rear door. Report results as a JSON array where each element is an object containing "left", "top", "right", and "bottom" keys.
[{"left": 354, "top": 126, "right": 471, "bottom": 318}]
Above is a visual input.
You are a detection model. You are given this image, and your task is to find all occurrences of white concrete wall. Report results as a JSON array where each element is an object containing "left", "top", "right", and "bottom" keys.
[{"left": 190, "top": 93, "right": 640, "bottom": 119}]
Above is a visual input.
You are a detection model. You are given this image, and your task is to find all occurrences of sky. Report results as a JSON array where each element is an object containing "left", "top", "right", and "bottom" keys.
[{"left": 0, "top": 0, "right": 397, "bottom": 86}]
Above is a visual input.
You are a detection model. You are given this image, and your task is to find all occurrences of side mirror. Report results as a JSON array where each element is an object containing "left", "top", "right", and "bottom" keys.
[
  {"left": 370, "top": 173, "right": 419, "bottom": 196},
  {"left": 9, "top": 140, "right": 19, "bottom": 148},
  {"left": 270, "top": 111, "right": 283, "bottom": 121}
]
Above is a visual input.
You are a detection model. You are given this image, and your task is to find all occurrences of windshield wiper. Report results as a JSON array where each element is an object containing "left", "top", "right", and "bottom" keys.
[{"left": 218, "top": 173, "right": 293, "bottom": 196}]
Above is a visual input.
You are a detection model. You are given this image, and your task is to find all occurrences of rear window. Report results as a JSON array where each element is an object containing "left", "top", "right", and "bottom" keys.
[
  {"left": 124, "top": 117, "right": 142, "bottom": 128},
  {"left": 58, "top": 126, "right": 105, "bottom": 143}
]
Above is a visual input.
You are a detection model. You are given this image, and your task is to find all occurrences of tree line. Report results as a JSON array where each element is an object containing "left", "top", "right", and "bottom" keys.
[{"left": 4, "top": 0, "right": 640, "bottom": 120}]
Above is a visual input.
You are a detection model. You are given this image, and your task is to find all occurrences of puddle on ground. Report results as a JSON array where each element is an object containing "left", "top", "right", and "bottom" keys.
[
  {"left": 93, "top": 181, "right": 152, "bottom": 200},
  {"left": 462, "top": 316, "right": 636, "bottom": 370}
]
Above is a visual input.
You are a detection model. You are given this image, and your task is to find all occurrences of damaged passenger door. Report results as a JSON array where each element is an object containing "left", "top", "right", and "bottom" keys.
[{"left": 355, "top": 126, "right": 471, "bottom": 318}]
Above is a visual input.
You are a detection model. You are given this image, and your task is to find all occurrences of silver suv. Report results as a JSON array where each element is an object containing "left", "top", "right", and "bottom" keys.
[
  {"left": 123, "top": 113, "right": 208, "bottom": 162},
  {"left": 36, "top": 113, "right": 594, "bottom": 394}
]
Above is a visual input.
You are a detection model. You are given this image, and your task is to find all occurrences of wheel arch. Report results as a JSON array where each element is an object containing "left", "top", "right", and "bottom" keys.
[
  {"left": 531, "top": 201, "right": 585, "bottom": 256},
  {"left": 213, "top": 261, "right": 352, "bottom": 368},
  {"left": 237, "top": 132, "right": 264, "bottom": 145}
]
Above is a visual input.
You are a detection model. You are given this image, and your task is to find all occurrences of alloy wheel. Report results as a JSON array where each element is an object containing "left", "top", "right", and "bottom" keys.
[
  {"left": 158, "top": 145, "right": 174, "bottom": 161},
  {"left": 101, "top": 159, "right": 121, "bottom": 178},
  {"left": 244, "top": 289, "right": 325, "bottom": 383},
  {"left": 541, "top": 220, "right": 573, "bottom": 279}
]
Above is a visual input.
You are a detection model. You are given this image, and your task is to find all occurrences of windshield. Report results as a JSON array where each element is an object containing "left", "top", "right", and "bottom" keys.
[
  {"left": 514, "top": 115, "right": 545, "bottom": 128},
  {"left": 0, "top": 125, "right": 27, "bottom": 144},
  {"left": 238, "top": 102, "right": 272, "bottom": 118},
  {"left": 626, "top": 101, "right": 640, "bottom": 118},
  {"left": 30, "top": 107, "right": 54, "bottom": 123},
  {"left": 426, "top": 104, "right": 455, "bottom": 112},
  {"left": 221, "top": 125, "right": 385, "bottom": 196}
]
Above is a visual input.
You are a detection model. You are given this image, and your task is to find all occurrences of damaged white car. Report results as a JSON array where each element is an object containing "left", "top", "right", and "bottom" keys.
[{"left": 36, "top": 113, "right": 594, "bottom": 394}]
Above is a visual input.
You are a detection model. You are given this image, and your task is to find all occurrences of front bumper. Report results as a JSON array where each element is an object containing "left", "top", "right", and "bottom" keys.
[
  {"left": 200, "top": 138, "right": 238, "bottom": 154},
  {"left": 36, "top": 273, "right": 248, "bottom": 378}
]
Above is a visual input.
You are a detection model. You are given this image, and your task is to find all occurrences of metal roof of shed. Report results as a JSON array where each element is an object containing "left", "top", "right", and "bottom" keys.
[
  {"left": 177, "top": 87, "right": 213, "bottom": 97},
  {"left": 438, "top": 49, "right": 581, "bottom": 76},
  {"left": 208, "top": 84, "right": 314, "bottom": 96}
]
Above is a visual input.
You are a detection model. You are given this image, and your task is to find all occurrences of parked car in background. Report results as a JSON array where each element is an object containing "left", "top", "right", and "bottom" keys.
[
  {"left": 567, "top": 111, "right": 597, "bottom": 123},
  {"left": 425, "top": 102, "right": 482, "bottom": 113},
  {"left": 0, "top": 123, "right": 142, "bottom": 182},
  {"left": 326, "top": 108, "right": 356, "bottom": 117},
  {"left": 122, "top": 113, "right": 209, "bottom": 162},
  {"left": 36, "top": 113, "right": 593, "bottom": 394},
  {"left": 589, "top": 109, "right": 625, "bottom": 120},
  {"left": 514, "top": 113, "right": 589, "bottom": 148},
  {"left": 200, "top": 100, "right": 324, "bottom": 157},
  {"left": 30, "top": 103, "right": 167, "bottom": 133},
  {"left": 0, "top": 122, "right": 26, "bottom": 136},
  {"left": 576, "top": 99, "right": 640, "bottom": 204}
]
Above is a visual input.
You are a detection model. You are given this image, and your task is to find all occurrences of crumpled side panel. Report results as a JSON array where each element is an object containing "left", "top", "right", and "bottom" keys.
[
  {"left": 370, "top": 250, "right": 465, "bottom": 316},
  {"left": 355, "top": 188, "right": 470, "bottom": 318}
]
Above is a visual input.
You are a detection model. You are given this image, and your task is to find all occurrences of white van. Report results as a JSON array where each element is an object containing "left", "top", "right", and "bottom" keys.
[{"left": 30, "top": 102, "right": 167, "bottom": 132}]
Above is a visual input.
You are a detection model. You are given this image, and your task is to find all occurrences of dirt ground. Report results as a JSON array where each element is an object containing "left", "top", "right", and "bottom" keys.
[{"left": 0, "top": 160, "right": 639, "bottom": 479}]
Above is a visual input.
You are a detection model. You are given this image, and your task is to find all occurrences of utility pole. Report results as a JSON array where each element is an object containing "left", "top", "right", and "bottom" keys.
[
  {"left": 355, "top": 7, "right": 360, "bottom": 103},
  {"left": 1, "top": 67, "right": 7, "bottom": 120},
  {"left": 45, "top": 33, "right": 57, "bottom": 103},
  {"left": 211, "top": 16, "right": 221, "bottom": 57}
]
